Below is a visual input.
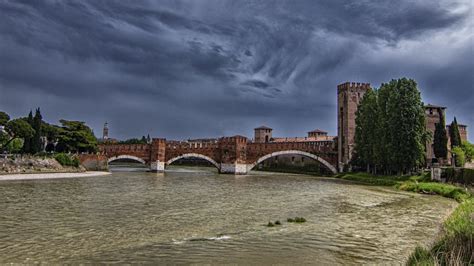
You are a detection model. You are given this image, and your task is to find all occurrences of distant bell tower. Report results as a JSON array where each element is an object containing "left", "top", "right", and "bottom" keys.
[
  {"left": 254, "top": 126, "right": 273, "bottom": 143},
  {"left": 337, "top": 82, "right": 370, "bottom": 172},
  {"left": 103, "top": 122, "right": 109, "bottom": 140}
]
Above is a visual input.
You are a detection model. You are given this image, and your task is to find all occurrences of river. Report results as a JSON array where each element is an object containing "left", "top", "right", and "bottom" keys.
[{"left": 0, "top": 165, "right": 456, "bottom": 264}]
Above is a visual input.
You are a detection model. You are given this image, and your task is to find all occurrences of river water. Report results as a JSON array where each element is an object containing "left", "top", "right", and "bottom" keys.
[{"left": 0, "top": 165, "right": 456, "bottom": 264}]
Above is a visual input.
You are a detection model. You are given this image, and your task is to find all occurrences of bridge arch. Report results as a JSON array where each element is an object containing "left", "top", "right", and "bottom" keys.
[
  {"left": 166, "top": 153, "right": 220, "bottom": 169},
  {"left": 248, "top": 150, "right": 337, "bottom": 174},
  {"left": 107, "top": 155, "right": 146, "bottom": 164}
]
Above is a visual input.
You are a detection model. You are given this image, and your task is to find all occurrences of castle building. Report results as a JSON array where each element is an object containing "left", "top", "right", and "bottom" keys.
[
  {"left": 336, "top": 82, "right": 469, "bottom": 169},
  {"left": 337, "top": 82, "right": 371, "bottom": 171}
]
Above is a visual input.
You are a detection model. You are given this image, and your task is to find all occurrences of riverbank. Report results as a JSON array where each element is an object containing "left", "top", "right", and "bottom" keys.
[
  {"left": 0, "top": 156, "right": 85, "bottom": 174},
  {"left": 335, "top": 172, "right": 473, "bottom": 265},
  {"left": 0, "top": 171, "right": 111, "bottom": 181}
]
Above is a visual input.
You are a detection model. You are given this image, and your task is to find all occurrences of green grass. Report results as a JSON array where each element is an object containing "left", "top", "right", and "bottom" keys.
[
  {"left": 337, "top": 172, "right": 470, "bottom": 202},
  {"left": 397, "top": 182, "right": 470, "bottom": 202},
  {"left": 407, "top": 198, "right": 473, "bottom": 265}
]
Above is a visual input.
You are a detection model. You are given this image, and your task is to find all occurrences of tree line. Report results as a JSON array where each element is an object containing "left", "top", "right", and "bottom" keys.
[
  {"left": 354, "top": 78, "right": 473, "bottom": 174},
  {"left": 0, "top": 109, "right": 97, "bottom": 154},
  {"left": 353, "top": 78, "right": 429, "bottom": 175}
]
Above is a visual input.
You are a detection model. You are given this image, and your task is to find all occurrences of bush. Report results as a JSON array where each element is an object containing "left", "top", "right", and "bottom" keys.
[
  {"left": 452, "top": 146, "right": 465, "bottom": 167},
  {"left": 267, "top": 222, "right": 275, "bottom": 227},
  {"left": 54, "top": 153, "right": 80, "bottom": 167},
  {"left": 275, "top": 220, "right": 281, "bottom": 225},
  {"left": 287, "top": 217, "right": 306, "bottom": 223},
  {"left": 397, "top": 182, "right": 469, "bottom": 202},
  {"left": 407, "top": 246, "right": 434, "bottom": 265},
  {"left": 443, "top": 167, "right": 474, "bottom": 185}
]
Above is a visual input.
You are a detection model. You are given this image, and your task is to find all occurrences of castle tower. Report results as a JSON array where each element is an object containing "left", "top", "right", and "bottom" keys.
[
  {"left": 103, "top": 122, "right": 109, "bottom": 140},
  {"left": 337, "top": 82, "right": 370, "bottom": 171},
  {"left": 254, "top": 126, "right": 272, "bottom": 143}
]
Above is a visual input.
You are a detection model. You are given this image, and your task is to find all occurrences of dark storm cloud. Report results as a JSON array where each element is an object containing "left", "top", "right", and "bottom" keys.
[{"left": 0, "top": 0, "right": 472, "bottom": 141}]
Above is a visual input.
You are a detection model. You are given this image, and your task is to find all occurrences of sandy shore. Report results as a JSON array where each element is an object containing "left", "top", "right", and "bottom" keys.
[{"left": 0, "top": 171, "right": 111, "bottom": 181}]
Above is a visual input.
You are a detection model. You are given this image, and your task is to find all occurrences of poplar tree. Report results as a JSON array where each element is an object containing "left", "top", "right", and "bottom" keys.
[
  {"left": 22, "top": 110, "right": 33, "bottom": 154},
  {"left": 30, "top": 108, "right": 43, "bottom": 154},
  {"left": 354, "top": 89, "right": 378, "bottom": 172},
  {"left": 385, "top": 78, "right": 426, "bottom": 174},
  {"left": 433, "top": 109, "right": 448, "bottom": 159},
  {"left": 449, "top": 117, "right": 462, "bottom": 148}
]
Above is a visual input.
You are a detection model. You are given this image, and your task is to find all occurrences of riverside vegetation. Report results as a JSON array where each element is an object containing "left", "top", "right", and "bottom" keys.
[{"left": 336, "top": 172, "right": 473, "bottom": 265}]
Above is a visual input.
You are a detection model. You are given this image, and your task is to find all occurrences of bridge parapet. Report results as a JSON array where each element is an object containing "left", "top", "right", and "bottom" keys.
[{"left": 98, "top": 135, "right": 338, "bottom": 174}]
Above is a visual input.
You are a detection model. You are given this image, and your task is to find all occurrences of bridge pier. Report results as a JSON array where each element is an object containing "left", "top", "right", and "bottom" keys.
[
  {"left": 150, "top": 161, "right": 165, "bottom": 172},
  {"left": 219, "top": 163, "right": 250, "bottom": 175}
]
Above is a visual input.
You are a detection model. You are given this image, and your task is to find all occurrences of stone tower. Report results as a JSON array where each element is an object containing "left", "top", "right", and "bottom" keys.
[
  {"left": 254, "top": 126, "right": 272, "bottom": 143},
  {"left": 337, "top": 82, "right": 370, "bottom": 172},
  {"left": 103, "top": 122, "right": 109, "bottom": 140}
]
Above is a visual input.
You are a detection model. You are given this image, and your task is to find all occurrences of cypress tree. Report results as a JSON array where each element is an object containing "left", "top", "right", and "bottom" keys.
[
  {"left": 31, "top": 108, "right": 43, "bottom": 154},
  {"left": 449, "top": 117, "right": 462, "bottom": 148},
  {"left": 22, "top": 110, "right": 33, "bottom": 154},
  {"left": 433, "top": 109, "right": 448, "bottom": 159}
]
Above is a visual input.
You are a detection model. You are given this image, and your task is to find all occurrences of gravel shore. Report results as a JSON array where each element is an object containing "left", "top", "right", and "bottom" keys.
[{"left": 0, "top": 171, "right": 111, "bottom": 181}]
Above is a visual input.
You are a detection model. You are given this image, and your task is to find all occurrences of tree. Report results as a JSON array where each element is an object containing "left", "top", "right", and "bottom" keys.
[
  {"left": 354, "top": 89, "right": 378, "bottom": 172},
  {"left": 22, "top": 111, "right": 34, "bottom": 154},
  {"left": 30, "top": 108, "right": 43, "bottom": 154},
  {"left": 56, "top": 120, "right": 97, "bottom": 153},
  {"left": 0, "top": 111, "right": 10, "bottom": 126},
  {"left": 452, "top": 146, "right": 465, "bottom": 167},
  {"left": 1, "top": 119, "right": 35, "bottom": 152},
  {"left": 353, "top": 78, "right": 427, "bottom": 174},
  {"left": 461, "top": 141, "right": 474, "bottom": 162},
  {"left": 433, "top": 109, "right": 448, "bottom": 159},
  {"left": 449, "top": 117, "right": 462, "bottom": 148}
]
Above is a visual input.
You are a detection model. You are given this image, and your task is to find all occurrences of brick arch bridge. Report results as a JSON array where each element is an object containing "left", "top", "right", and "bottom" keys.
[{"left": 99, "top": 136, "right": 338, "bottom": 174}]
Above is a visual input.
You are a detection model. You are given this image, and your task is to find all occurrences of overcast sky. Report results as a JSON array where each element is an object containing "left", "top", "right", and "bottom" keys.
[{"left": 0, "top": 0, "right": 473, "bottom": 142}]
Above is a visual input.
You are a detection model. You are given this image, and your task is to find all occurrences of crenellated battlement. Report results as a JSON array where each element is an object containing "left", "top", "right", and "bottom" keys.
[{"left": 337, "top": 82, "right": 370, "bottom": 92}]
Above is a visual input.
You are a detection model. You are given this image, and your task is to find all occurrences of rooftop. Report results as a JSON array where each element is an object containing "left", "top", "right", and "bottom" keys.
[{"left": 255, "top": 126, "right": 272, "bottom": 130}]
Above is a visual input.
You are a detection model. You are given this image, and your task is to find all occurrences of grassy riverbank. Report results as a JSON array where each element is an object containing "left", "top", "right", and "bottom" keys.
[{"left": 336, "top": 172, "right": 473, "bottom": 265}]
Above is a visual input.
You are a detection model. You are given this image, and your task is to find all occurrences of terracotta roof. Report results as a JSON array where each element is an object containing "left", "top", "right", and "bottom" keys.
[
  {"left": 425, "top": 104, "right": 447, "bottom": 109},
  {"left": 254, "top": 126, "right": 272, "bottom": 130}
]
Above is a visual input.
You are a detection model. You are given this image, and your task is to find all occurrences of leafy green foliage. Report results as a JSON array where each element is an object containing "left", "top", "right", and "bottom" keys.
[
  {"left": 460, "top": 141, "right": 473, "bottom": 162},
  {"left": 1, "top": 119, "right": 35, "bottom": 152},
  {"left": 0, "top": 111, "right": 10, "bottom": 126},
  {"left": 56, "top": 120, "right": 98, "bottom": 153},
  {"left": 22, "top": 111, "right": 34, "bottom": 154},
  {"left": 287, "top": 217, "right": 306, "bottom": 223},
  {"left": 30, "top": 108, "right": 43, "bottom": 154},
  {"left": 408, "top": 199, "right": 473, "bottom": 265},
  {"left": 452, "top": 146, "right": 465, "bottom": 167},
  {"left": 449, "top": 117, "right": 462, "bottom": 148},
  {"left": 353, "top": 78, "right": 427, "bottom": 174},
  {"left": 406, "top": 246, "right": 434, "bottom": 266},
  {"left": 433, "top": 110, "right": 448, "bottom": 159},
  {"left": 354, "top": 89, "right": 378, "bottom": 170},
  {"left": 54, "top": 153, "right": 80, "bottom": 167}
]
